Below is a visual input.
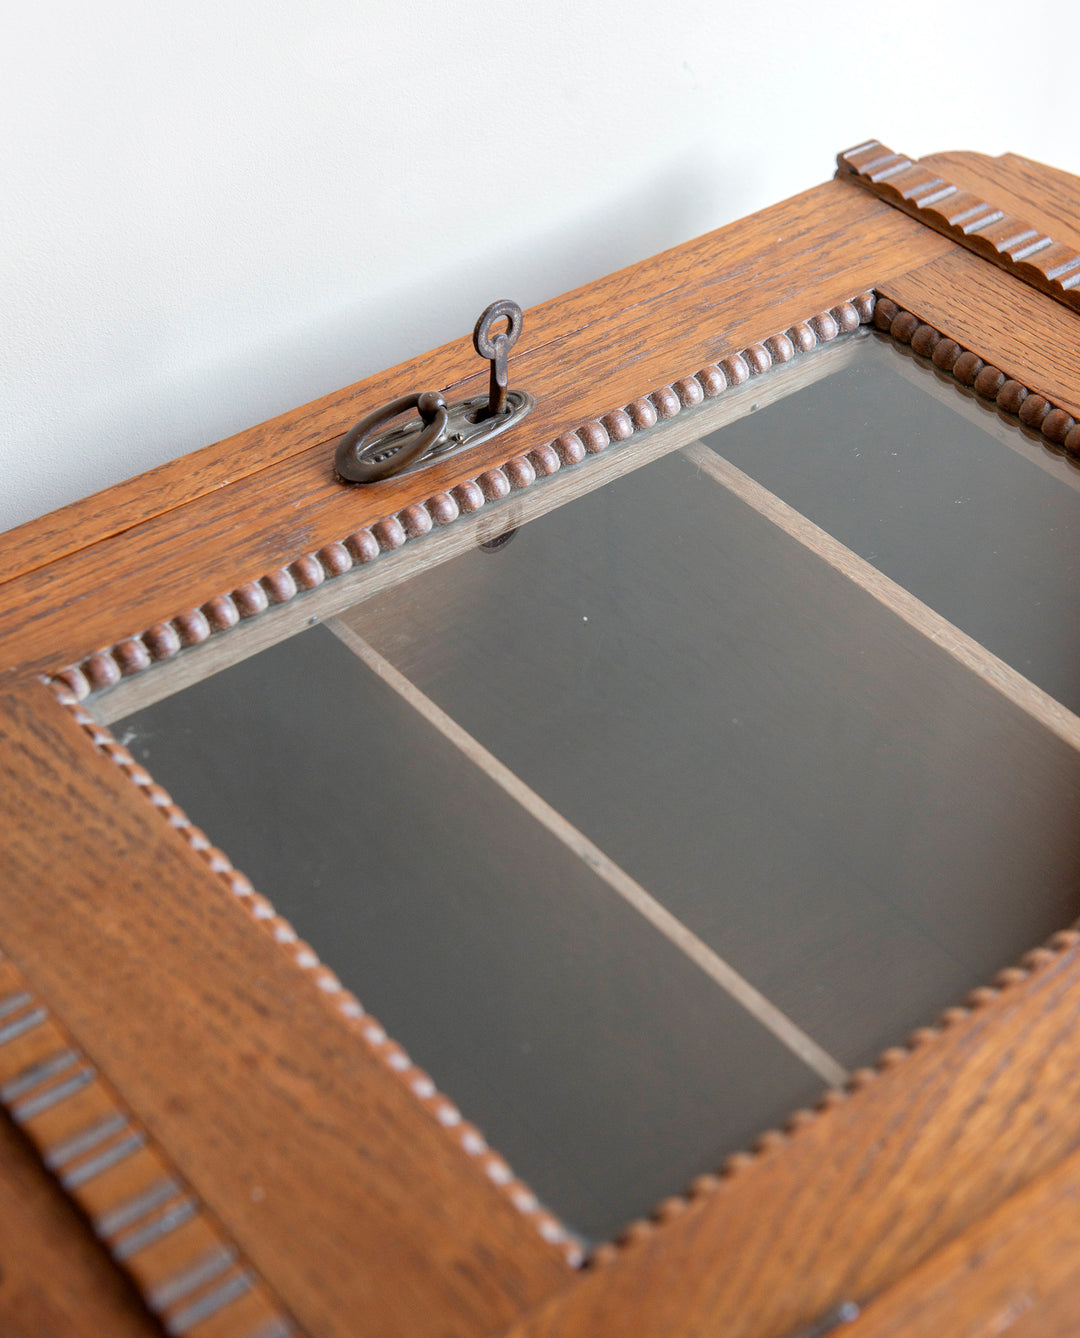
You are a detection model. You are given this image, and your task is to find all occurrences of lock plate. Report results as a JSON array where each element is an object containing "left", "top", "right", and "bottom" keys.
[{"left": 335, "top": 300, "right": 532, "bottom": 485}]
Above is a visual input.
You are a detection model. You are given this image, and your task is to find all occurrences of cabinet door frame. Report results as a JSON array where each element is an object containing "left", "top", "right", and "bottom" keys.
[{"left": 2, "top": 147, "right": 1079, "bottom": 1338}]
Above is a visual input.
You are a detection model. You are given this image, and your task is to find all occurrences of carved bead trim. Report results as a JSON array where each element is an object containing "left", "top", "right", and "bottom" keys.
[
  {"left": 41, "top": 288, "right": 1079, "bottom": 1267},
  {"left": 0, "top": 945, "right": 298, "bottom": 1336},
  {"left": 870, "top": 296, "right": 1080, "bottom": 455},
  {"left": 46, "top": 680, "right": 584, "bottom": 1270},
  {"left": 584, "top": 926, "right": 1080, "bottom": 1268},
  {"left": 583, "top": 293, "right": 1080, "bottom": 1267},
  {"left": 51, "top": 292, "right": 877, "bottom": 704},
  {"left": 41, "top": 293, "right": 875, "bottom": 1267},
  {"left": 837, "top": 140, "right": 1080, "bottom": 313}
]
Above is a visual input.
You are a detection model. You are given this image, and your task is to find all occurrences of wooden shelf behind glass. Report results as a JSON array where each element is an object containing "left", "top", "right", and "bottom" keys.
[{"left": 103, "top": 333, "right": 1080, "bottom": 1246}]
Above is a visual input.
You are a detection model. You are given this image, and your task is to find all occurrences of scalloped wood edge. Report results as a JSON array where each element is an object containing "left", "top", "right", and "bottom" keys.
[
  {"left": 0, "top": 945, "right": 298, "bottom": 1338},
  {"left": 869, "top": 295, "right": 1080, "bottom": 451},
  {"left": 49, "top": 295, "right": 875, "bottom": 703},
  {"left": 837, "top": 141, "right": 1080, "bottom": 315}
]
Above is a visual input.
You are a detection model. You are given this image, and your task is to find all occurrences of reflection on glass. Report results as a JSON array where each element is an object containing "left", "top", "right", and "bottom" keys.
[{"left": 114, "top": 335, "right": 1080, "bottom": 1243}]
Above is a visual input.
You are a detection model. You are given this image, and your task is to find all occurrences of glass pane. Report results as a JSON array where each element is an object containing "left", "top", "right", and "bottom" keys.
[
  {"left": 112, "top": 334, "right": 1080, "bottom": 1243},
  {"left": 338, "top": 445, "right": 1080, "bottom": 1066},
  {"left": 705, "top": 336, "right": 1080, "bottom": 713},
  {"left": 120, "top": 626, "right": 820, "bottom": 1241}
]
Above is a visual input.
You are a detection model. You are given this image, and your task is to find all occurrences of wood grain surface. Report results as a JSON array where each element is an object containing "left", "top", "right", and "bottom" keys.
[
  {"left": 0, "top": 181, "right": 943, "bottom": 593},
  {"left": 838, "top": 142, "right": 1080, "bottom": 314},
  {"left": 840, "top": 1138, "right": 1080, "bottom": 1337},
  {"left": 923, "top": 151, "right": 1080, "bottom": 254},
  {"left": 0, "top": 184, "right": 951, "bottom": 682},
  {"left": 0, "top": 1112, "right": 160, "bottom": 1338},
  {"left": 493, "top": 930, "right": 1080, "bottom": 1338},
  {"left": 3, "top": 146, "right": 1080, "bottom": 1337},
  {"left": 0, "top": 946, "right": 298, "bottom": 1337},
  {"left": 879, "top": 249, "right": 1080, "bottom": 420},
  {"left": 0, "top": 679, "right": 574, "bottom": 1338},
  {"left": 1003, "top": 1270, "right": 1080, "bottom": 1338}
]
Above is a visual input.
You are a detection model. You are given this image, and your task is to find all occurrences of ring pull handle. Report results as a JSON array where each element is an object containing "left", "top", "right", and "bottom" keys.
[
  {"left": 334, "top": 391, "right": 448, "bottom": 484},
  {"left": 473, "top": 299, "right": 523, "bottom": 419},
  {"left": 334, "top": 301, "right": 532, "bottom": 486}
]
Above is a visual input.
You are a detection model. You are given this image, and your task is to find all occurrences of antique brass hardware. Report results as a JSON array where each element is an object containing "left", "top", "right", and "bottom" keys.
[{"left": 334, "top": 299, "right": 533, "bottom": 484}]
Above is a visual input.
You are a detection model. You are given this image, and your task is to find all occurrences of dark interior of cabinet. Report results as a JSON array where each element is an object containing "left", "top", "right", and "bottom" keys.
[{"left": 113, "top": 336, "right": 1080, "bottom": 1243}]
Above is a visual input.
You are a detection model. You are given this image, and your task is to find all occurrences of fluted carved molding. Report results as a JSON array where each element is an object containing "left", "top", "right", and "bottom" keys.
[{"left": 838, "top": 140, "right": 1080, "bottom": 314}]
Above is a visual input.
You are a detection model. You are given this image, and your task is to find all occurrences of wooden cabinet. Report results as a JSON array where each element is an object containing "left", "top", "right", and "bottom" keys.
[{"left": 2, "top": 143, "right": 1080, "bottom": 1338}]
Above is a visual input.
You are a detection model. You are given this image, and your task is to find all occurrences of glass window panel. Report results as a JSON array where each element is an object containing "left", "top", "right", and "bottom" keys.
[
  {"left": 341, "top": 447, "right": 1080, "bottom": 1067},
  {"left": 113, "top": 336, "right": 1080, "bottom": 1242},
  {"left": 118, "top": 625, "right": 822, "bottom": 1242}
]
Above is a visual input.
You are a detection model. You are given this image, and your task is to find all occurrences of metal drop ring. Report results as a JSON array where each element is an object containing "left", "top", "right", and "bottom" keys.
[{"left": 334, "top": 391, "right": 449, "bottom": 484}]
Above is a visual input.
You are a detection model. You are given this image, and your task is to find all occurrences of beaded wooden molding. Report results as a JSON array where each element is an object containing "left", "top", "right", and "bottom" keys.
[
  {"left": 35, "top": 293, "right": 877, "bottom": 1278},
  {"left": 579, "top": 294, "right": 1080, "bottom": 1264},
  {"left": 0, "top": 946, "right": 297, "bottom": 1337},
  {"left": 837, "top": 140, "right": 1080, "bottom": 314},
  {"left": 32, "top": 286, "right": 1080, "bottom": 1282},
  {"left": 585, "top": 928, "right": 1080, "bottom": 1269},
  {"left": 49, "top": 293, "right": 876, "bottom": 703},
  {"left": 871, "top": 297, "right": 1080, "bottom": 454},
  {"left": 46, "top": 677, "right": 585, "bottom": 1270}
]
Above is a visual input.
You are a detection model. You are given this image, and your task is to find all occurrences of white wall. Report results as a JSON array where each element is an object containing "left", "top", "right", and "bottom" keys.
[{"left": 2, "top": 0, "right": 1074, "bottom": 535}]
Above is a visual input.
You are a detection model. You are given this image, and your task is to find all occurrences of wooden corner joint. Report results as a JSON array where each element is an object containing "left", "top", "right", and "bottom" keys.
[{"left": 837, "top": 140, "right": 1080, "bottom": 315}]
